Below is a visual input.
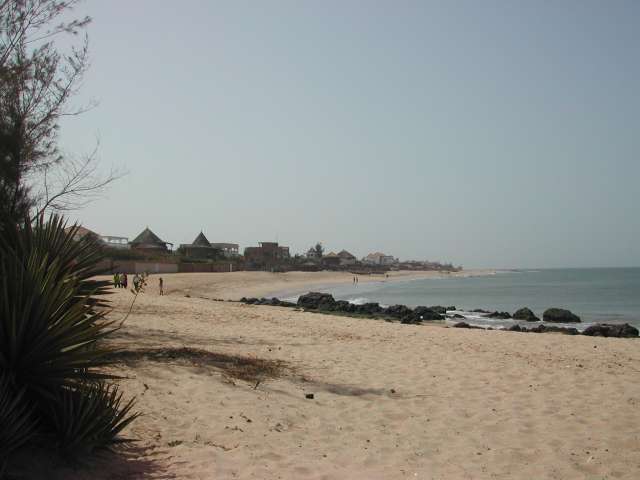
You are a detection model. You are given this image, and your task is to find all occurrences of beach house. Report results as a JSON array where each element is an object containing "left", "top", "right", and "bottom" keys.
[
  {"left": 322, "top": 252, "right": 341, "bottom": 268},
  {"left": 244, "top": 242, "right": 291, "bottom": 267},
  {"left": 210, "top": 243, "right": 240, "bottom": 257},
  {"left": 179, "top": 232, "right": 221, "bottom": 259},
  {"left": 363, "top": 252, "right": 397, "bottom": 266},
  {"left": 130, "top": 227, "right": 172, "bottom": 254},
  {"left": 337, "top": 249, "right": 357, "bottom": 266}
]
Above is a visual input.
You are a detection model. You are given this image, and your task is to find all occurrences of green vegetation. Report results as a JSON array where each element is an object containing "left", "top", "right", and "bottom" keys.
[{"left": 0, "top": 214, "right": 138, "bottom": 469}]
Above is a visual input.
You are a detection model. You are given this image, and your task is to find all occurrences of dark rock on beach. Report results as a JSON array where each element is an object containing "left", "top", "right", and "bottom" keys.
[
  {"left": 429, "top": 306, "right": 447, "bottom": 315},
  {"left": 471, "top": 309, "right": 491, "bottom": 314},
  {"left": 513, "top": 307, "right": 540, "bottom": 322},
  {"left": 413, "top": 306, "right": 445, "bottom": 321},
  {"left": 452, "top": 322, "right": 485, "bottom": 330},
  {"left": 486, "top": 311, "right": 511, "bottom": 319},
  {"left": 400, "top": 315, "right": 422, "bottom": 325},
  {"left": 297, "top": 292, "right": 336, "bottom": 310},
  {"left": 543, "top": 308, "right": 581, "bottom": 323},
  {"left": 384, "top": 304, "right": 414, "bottom": 319},
  {"left": 506, "top": 324, "right": 579, "bottom": 335},
  {"left": 582, "top": 323, "right": 639, "bottom": 338},
  {"left": 528, "top": 324, "right": 579, "bottom": 335},
  {"left": 332, "top": 300, "right": 352, "bottom": 312},
  {"left": 356, "top": 303, "right": 384, "bottom": 315}
]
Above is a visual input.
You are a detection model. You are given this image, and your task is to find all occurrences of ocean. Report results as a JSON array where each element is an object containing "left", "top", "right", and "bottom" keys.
[{"left": 287, "top": 268, "right": 640, "bottom": 331}]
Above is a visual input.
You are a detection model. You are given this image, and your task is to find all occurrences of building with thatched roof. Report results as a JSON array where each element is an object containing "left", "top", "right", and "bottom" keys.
[
  {"left": 179, "top": 231, "right": 221, "bottom": 260},
  {"left": 322, "top": 251, "right": 341, "bottom": 267},
  {"left": 65, "top": 226, "right": 129, "bottom": 249},
  {"left": 337, "top": 249, "right": 357, "bottom": 266},
  {"left": 64, "top": 225, "right": 100, "bottom": 243},
  {"left": 130, "top": 227, "right": 171, "bottom": 253}
]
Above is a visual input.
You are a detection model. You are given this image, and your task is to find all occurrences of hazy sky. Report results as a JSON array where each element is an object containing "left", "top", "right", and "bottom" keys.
[{"left": 61, "top": 1, "right": 640, "bottom": 269}]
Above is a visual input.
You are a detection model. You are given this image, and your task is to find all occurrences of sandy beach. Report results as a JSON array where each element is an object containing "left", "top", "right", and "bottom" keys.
[
  {"left": 136, "top": 269, "right": 496, "bottom": 301},
  {"left": 29, "top": 271, "right": 640, "bottom": 479}
]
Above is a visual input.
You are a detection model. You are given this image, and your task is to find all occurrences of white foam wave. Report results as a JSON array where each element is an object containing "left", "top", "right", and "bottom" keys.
[{"left": 348, "top": 297, "right": 372, "bottom": 305}]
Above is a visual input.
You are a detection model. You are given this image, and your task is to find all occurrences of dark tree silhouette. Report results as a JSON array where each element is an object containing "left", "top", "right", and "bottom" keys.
[{"left": 0, "top": 0, "right": 121, "bottom": 221}]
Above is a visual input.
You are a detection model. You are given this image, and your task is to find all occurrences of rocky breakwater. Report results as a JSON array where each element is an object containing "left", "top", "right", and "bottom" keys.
[
  {"left": 239, "top": 296, "right": 639, "bottom": 339},
  {"left": 453, "top": 306, "right": 638, "bottom": 338},
  {"left": 241, "top": 292, "right": 449, "bottom": 324}
]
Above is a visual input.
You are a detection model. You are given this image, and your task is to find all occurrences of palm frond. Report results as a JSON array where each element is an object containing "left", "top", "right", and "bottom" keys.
[
  {"left": 48, "top": 383, "right": 139, "bottom": 455},
  {"left": 0, "top": 374, "right": 38, "bottom": 461}
]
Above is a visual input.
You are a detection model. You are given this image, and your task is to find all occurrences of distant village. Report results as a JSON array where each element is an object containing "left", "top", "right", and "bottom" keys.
[{"left": 69, "top": 225, "right": 461, "bottom": 275}]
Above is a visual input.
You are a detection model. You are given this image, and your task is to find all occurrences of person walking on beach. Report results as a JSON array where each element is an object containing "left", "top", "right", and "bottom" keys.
[
  {"left": 122, "top": 273, "right": 128, "bottom": 289},
  {"left": 159, "top": 277, "right": 164, "bottom": 296},
  {"left": 113, "top": 272, "right": 120, "bottom": 288}
]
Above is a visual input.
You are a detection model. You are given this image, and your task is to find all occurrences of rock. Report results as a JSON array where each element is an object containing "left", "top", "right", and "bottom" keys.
[
  {"left": 305, "top": 393, "right": 314, "bottom": 399},
  {"left": 356, "top": 303, "right": 383, "bottom": 315},
  {"left": 400, "top": 315, "right": 421, "bottom": 325},
  {"left": 243, "top": 297, "right": 259, "bottom": 304},
  {"left": 332, "top": 300, "right": 352, "bottom": 312},
  {"left": 429, "top": 306, "right": 447, "bottom": 314},
  {"left": 582, "top": 323, "right": 639, "bottom": 338},
  {"left": 384, "top": 304, "right": 414, "bottom": 319},
  {"left": 297, "top": 292, "right": 336, "bottom": 310},
  {"left": 513, "top": 307, "right": 540, "bottom": 322},
  {"left": 472, "top": 309, "right": 491, "bottom": 314},
  {"left": 447, "top": 306, "right": 457, "bottom": 312},
  {"left": 486, "top": 311, "right": 511, "bottom": 319},
  {"left": 543, "top": 308, "right": 581, "bottom": 323},
  {"left": 279, "top": 301, "right": 297, "bottom": 308},
  {"left": 453, "top": 322, "right": 486, "bottom": 330},
  {"left": 528, "top": 324, "right": 579, "bottom": 335},
  {"left": 507, "top": 324, "right": 522, "bottom": 332},
  {"left": 413, "top": 306, "right": 445, "bottom": 321},
  {"left": 448, "top": 313, "right": 466, "bottom": 319}
]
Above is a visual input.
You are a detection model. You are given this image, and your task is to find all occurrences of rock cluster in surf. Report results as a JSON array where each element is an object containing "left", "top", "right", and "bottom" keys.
[{"left": 239, "top": 294, "right": 639, "bottom": 338}]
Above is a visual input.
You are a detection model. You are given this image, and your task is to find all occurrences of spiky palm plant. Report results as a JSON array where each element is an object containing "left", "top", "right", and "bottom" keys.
[
  {"left": 0, "top": 374, "right": 38, "bottom": 469},
  {"left": 0, "top": 213, "right": 137, "bottom": 464}
]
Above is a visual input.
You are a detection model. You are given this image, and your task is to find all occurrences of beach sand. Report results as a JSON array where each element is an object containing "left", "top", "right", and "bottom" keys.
[
  {"left": 133, "top": 268, "right": 495, "bottom": 301},
  {"left": 28, "top": 271, "right": 640, "bottom": 479}
]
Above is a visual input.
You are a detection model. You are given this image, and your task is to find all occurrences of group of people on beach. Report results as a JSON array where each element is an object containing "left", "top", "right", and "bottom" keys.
[
  {"left": 113, "top": 272, "right": 128, "bottom": 289},
  {"left": 113, "top": 271, "right": 164, "bottom": 295}
]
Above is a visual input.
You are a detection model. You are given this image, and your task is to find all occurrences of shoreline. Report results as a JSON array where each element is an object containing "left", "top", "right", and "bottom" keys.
[
  {"left": 98, "top": 269, "right": 496, "bottom": 302},
  {"left": 261, "top": 268, "right": 497, "bottom": 301}
]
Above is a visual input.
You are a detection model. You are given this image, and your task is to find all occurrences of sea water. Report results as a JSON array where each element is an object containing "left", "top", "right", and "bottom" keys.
[{"left": 288, "top": 268, "right": 640, "bottom": 331}]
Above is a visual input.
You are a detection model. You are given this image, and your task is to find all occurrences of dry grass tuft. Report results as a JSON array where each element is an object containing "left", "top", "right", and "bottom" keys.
[{"left": 106, "top": 347, "right": 289, "bottom": 384}]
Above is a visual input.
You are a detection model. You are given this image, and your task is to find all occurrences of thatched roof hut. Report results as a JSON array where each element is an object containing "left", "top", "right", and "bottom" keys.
[
  {"left": 130, "top": 227, "right": 170, "bottom": 252},
  {"left": 179, "top": 231, "right": 220, "bottom": 260}
]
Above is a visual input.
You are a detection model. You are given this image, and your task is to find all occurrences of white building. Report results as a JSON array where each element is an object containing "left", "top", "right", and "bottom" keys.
[
  {"left": 362, "top": 252, "right": 397, "bottom": 266},
  {"left": 100, "top": 235, "right": 130, "bottom": 249},
  {"left": 210, "top": 243, "right": 240, "bottom": 257}
]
